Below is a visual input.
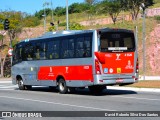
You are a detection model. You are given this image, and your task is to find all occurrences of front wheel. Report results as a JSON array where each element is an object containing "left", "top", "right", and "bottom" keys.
[
  {"left": 25, "top": 85, "right": 32, "bottom": 90},
  {"left": 58, "top": 78, "right": 68, "bottom": 94},
  {"left": 17, "top": 78, "right": 25, "bottom": 90}
]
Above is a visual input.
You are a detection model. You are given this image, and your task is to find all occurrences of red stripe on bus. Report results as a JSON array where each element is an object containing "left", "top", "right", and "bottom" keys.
[{"left": 38, "top": 65, "right": 93, "bottom": 81}]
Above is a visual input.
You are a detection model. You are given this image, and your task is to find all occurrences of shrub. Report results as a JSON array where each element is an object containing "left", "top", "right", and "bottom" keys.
[{"left": 69, "top": 22, "right": 84, "bottom": 30}]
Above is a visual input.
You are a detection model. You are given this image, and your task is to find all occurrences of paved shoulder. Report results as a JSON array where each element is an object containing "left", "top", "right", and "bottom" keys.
[
  {"left": 108, "top": 86, "right": 160, "bottom": 93},
  {"left": 0, "top": 80, "right": 17, "bottom": 90}
]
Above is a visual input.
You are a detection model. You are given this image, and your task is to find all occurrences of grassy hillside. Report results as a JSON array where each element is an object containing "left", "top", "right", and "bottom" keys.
[{"left": 1, "top": 2, "right": 160, "bottom": 77}]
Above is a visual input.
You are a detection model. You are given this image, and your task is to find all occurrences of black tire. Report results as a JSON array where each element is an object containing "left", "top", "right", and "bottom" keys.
[
  {"left": 58, "top": 78, "right": 68, "bottom": 94},
  {"left": 88, "top": 85, "right": 106, "bottom": 95},
  {"left": 25, "top": 85, "right": 32, "bottom": 90},
  {"left": 17, "top": 78, "right": 25, "bottom": 90},
  {"left": 68, "top": 87, "right": 76, "bottom": 93}
]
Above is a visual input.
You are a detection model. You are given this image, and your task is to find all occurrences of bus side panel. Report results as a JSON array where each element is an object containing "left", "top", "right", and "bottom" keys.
[
  {"left": 12, "top": 61, "right": 41, "bottom": 86},
  {"left": 37, "top": 65, "right": 93, "bottom": 81}
]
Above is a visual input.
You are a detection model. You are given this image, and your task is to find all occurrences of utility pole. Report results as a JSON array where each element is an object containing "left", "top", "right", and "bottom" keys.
[
  {"left": 43, "top": 0, "right": 47, "bottom": 33},
  {"left": 51, "top": 0, "right": 54, "bottom": 22},
  {"left": 66, "top": 0, "right": 69, "bottom": 30},
  {"left": 141, "top": 3, "right": 146, "bottom": 80}
]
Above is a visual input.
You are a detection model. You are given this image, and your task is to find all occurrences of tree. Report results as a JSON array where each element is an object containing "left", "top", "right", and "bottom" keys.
[
  {"left": 0, "top": 34, "right": 5, "bottom": 77},
  {"left": 85, "top": 0, "right": 96, "bottom": 5},
  {"left": 54, "top": 7, "right": 66, "bottom": 16},
  {"left": 35, "top": 8, "right": 52, "bottom": 19},
  {"left": 101, "top": 0, "right": 122, "bottom": 24},
  {"left": 121, "top": 0, "right": 154, "bottom": 20},
  {"left": 0, "top": 11, "right": 24, "bottom": 77},
  {"left": 0, "top": 14, "right": 7, "bottom": 77},
  {"left": 5, "top": 12, "right": 23, "bottom": 43},
  {"left": 85, "top": 0, "right": 97, "bottom": 21},
  {"left": 69, "top": 3, "right": 81, "bottom": 14}
]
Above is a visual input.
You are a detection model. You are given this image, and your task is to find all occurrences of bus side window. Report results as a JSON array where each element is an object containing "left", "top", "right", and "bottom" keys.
[
  {"left": 13, "top": 45, "right": 23, "bottom": 64},
  {"left": 35, "top": 49, "right": 40, "bottom": 60},
  {"left": 61, "top": 38, "right": 74, "bottom": 58},
  {"left": 75, "top": 35, "right": 92, "bottom": 58},
  {"left": 23, "top": 43, "right": 33, "bottom": 61},
  {"left": 46, "top": 40, "right": 60, "bottom": 59},
  {"left": 34, "top": 42, "right": 46, "bottom": 60}
]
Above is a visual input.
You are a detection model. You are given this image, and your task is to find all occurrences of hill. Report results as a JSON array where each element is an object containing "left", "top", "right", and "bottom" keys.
[{"left": 1, "top": 6, "right": 160, "bottom": 77}]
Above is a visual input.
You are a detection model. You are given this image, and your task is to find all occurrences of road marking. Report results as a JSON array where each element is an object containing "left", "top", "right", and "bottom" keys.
[
  {"left": 0, "top": 95, "right": 116, "bottom": 111},
  {"left": 111, "top": 96, "right": 160, "bottom": 101},
  {"left": 0, "top": 89, "right": 15, "bottom": 90},
  {"left": 0, "top": 81, "right": 12, "bottom": 83},
  {"left": 0, "top": 85, "right": 17, "bottom": 89}
]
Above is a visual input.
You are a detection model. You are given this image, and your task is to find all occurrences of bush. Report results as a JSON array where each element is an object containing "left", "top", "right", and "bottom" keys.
[
  {"left": 154, "top": 16, "right": 160, "bottom": 23},
  {"left": 48, "top": 26, "right": 56, "bottom": 32},
  {"left": 23, "top": 16, "right": 40, "bottom": 27},
  {"left": 69, "top": 22, "right": 84, "bottom": 30},
  {"left": 58, "top": 22, "right": 66, "bottom": 27}
]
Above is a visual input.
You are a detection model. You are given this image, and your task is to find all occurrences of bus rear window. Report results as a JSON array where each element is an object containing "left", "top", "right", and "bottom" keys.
[{"left": 100, "top": 32, "right": 135, "bottom": 52}]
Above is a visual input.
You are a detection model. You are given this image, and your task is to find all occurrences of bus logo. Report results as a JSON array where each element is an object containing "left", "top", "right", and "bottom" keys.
[
  {"left": 109, "top": 68, "right": 113, "bottom": 73},
  {"left": 116, "top": 54, "right": 121, "bottom": 60},
  {"left": 66, "top": 67, "right": 69, "bottom": 73},
  {"left": 84, "top": 66, "right": 89, "bottom": 69},
  {"left": 50, "top": 67, "right": 53, "bottom": 73},
  {"left": 117, "top": 68, "right": 121, "bottom": 73},
  {"left": 125, "top": 60, "right": 133, "bottom": 69},
  {"left": 104, "top": 68, "right": 108, "bottom": 73}
]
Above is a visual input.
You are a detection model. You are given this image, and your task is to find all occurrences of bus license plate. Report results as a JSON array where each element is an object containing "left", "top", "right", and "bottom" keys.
[{"left": 116, "top": 79, "right": 123, "bottom": 83}]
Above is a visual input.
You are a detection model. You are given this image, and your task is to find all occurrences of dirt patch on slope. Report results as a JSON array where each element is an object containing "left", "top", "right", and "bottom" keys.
[{"left": 146, "top": 24, "right": 160, "bottom": 75}]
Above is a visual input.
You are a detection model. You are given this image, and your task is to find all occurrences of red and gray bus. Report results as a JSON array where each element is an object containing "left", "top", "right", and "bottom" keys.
[{"left": 12, "top": 28, "right": 138, "bottom": 94}]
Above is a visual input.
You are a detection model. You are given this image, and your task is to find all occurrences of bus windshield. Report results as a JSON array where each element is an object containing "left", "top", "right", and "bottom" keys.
[{"left": 100, "top": 32, "right": 135, "bottom": 52}]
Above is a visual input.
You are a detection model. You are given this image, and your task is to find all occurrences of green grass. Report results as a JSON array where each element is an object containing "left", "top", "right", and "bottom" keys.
[{"left": 150, "top": 0, "right": 160, "bottom": 8}]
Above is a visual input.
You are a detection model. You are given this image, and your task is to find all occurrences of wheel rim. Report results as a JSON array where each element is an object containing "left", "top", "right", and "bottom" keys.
[
  {"left": 59, "top": 82, "right": 65, "bottom": 91},
  {"left": 18, "top": 80, "right": 23, "bottom": 87}
]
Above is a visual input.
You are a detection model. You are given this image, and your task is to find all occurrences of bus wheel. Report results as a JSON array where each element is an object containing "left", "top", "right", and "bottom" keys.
[
  {"left": 68, "top": 87, "right": 76, "bottom": 93},
  {"left": 25, "top": 85, "right": 32, "bottom": 90},
  {"left": 58, "top": 78, "right": 68, "bottom": 94},
  {"left": 88, "top": 85, "right": 106, "bottom": 95},
  {"left": 17, "top": 78, "right": 25, "bottom": 90}
]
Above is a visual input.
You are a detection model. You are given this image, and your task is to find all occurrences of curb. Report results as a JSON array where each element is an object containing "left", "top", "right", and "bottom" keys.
[
  {"left": 107, "top": 86, "right": 160, "bottom": 93},
  {"left": 0, "top": 78, "right": 11, "bottom": 81}
]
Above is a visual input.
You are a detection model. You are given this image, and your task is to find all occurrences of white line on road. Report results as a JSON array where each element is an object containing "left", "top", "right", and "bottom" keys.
[
  {"left": 0, "top": 81, "right": 12, "bottom": 83},
  {"left": 0, "top": 89, "right": 15, "bottom": 90},
  {"left": 111, "top": 96, "right": 160, "bottom": 101},
  {"left": 0, "top": 95, "right": 116, "bottom": 111},
  {"left": 0, "top": 86, "right": 17, "bottom": 89}
]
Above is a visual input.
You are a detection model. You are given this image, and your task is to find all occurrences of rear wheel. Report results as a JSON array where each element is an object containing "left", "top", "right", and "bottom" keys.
[
  {"left": 68, "top": 87, "right": 76, "bottom": 93},
  {"left": 58, "top": 78, "right": 68, "bottom": 94}
]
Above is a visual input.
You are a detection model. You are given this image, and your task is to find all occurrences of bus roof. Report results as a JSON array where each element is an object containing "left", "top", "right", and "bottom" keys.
[
  {"left": 18, "top": 28, "right": 133, "bottom": 44},
  {"left": 98, "top": 28, "right": 134, "bottom": 33},
  {"left": 19, "top": 30, "right": 94, "bottom": 43}
]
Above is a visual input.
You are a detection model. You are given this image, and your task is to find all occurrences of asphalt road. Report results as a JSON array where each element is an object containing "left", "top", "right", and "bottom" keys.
[{"left": 0, "top": 80, "right": 160, "bottom": 120}]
